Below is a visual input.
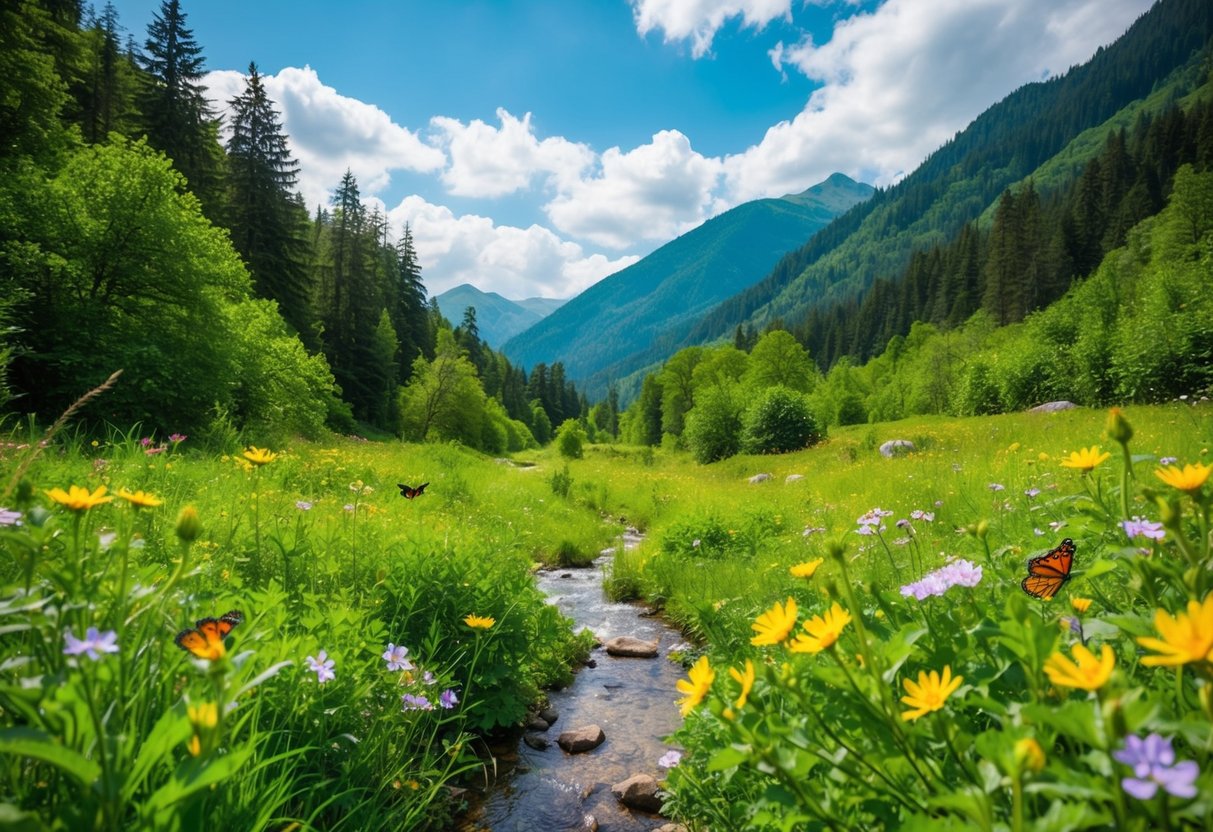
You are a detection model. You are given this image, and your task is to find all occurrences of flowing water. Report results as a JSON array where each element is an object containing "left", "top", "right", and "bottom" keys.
[{"left": 468, "top": 530, "right": 687, "bottom": 831}]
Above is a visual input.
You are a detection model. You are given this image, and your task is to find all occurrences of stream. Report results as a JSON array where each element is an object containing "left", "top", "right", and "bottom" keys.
[{"left": 466, "top": 529, "right": 687, "bottom": 831}]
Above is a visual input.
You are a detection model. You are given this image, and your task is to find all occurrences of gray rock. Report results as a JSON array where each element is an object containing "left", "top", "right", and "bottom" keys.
[
  {"left": 538, "top": 706, "right": 559, "bottom": 725},
  {"left": 558, "top": 724, "right": 605, "bottom": 753},
  {"left": 605, "top": 636, "right": 659, "bottom": 658},
  {"left": 879, "top": 439, "right": 916, "bottom": 458},
  {"left": 523, "top": 733, "right": 550, "bottom": 750},
  {"left": 526, "top": 715, "right": 550, "bottom": 731},
  {"left": 748, "top": 472, "right": 773, "bottom": 484},
  {"left": 785, "top": 473, "right": 804, "bottom": 483},
  {"left": 1029, "top": 400, "right": 1077, "bottom": 413},
  {"left": 611, "top": 773, "right": 663, "bottom": 813}
]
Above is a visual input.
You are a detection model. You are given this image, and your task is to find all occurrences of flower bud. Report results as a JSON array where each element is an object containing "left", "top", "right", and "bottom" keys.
[
  {"left": 1014, "top": 738, "right": 1045, "bottom": 773},
  {"left": 1105, "top": 407, "right": 1133, "bottom": 445},
  {"left": 175, "top": 506, "right": 202, "bottom": 542}
]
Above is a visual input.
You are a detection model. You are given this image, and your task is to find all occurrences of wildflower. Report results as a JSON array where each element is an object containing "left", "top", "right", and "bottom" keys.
[
  {"left": 909, "top": 510, "right": 935, "bottom": 522},
  {"left": 242, "top": 446, "right": 278, "bottom": 466},
  {"left": 1113, "top": 734, "right": 1199, "bottom": 800},
  {"left": 169, "top": 433, "right": 187, "bottom": 443},
  {"left": 46, "top": 485, "right": 113, "bottom": 512},
  {"left": 658, "top": 750, "right": 683, "bottom": 768},
  {"left": 900, "top": 665, "right": 963, "bottom": 721},
  {"left": 1061, "top": 616, "right": 1084, "bottom": 636},
  {"left": 1008, "top": 442, "right": 1021, "bottom": 453},
  {"left": 439, "top": 689, "right": 459, "bottom": 709},
  {"left": 464, "top": 614, "right": 495, "bottom": 629},
  {"left": 1043, "top": 643, "right": 1115, "bottom": 691},
  {"left": 789, "top": 558, "right": 824, "bottom": 579},
  {"left": 140, "top": 437, "right": 152, "bottom": 447},
  {"left": 401, "top": 693, "right": 433, "bottom": 711},
  {"left": 188, "top": 701, "right": 218, "bottom": 729},
  {"left": 1121, "top": 516, "right": 1165, "bottom": 541},
  {"left": 750, "top": 597, "right": 798, "bottom": 646},
  {"left": 144, "top": 445, "right": 166, "bottom": 456},
  {"left": 175, "top": 506, "right": 202, "bottom": 541},
  {"left": 1034, "top": 528, "right": 1046, "bottom": 536},
  {"left": 0, "top": 508, "right": 23, "bottom": 527},
  {"left": 1071, "top": 597, "right": 1093, "bottom": 614},
  {"left": 900, "top": 559, "right": 983, "bottom": 600},
  {"left": 989, "top": 483, "right": 1005, "bottom": 492},
  {"left": 789, "top": 603, "right": 852, "bottom": 654},
  {"left": 1106, "top": 408, "right": 1133, "bottom": 444},
  {"left": 1059, "top": 446, "right": 1111, "bottom": 473},
  {"left": 729, "top": 659, "right": 755, "bottom": 708},
  {"left": 295, "top": 500, "right": 313, "bottom": 511},
  {"left": 1024, "top": 488, "right": 1041, "bottom": 499},
  {"left": 692, "top": 538, "right": 701, "bottom": 548},
  {"left": 117, "top": 489, "right": 162, "bottom": 509},
  {"left": 1048, "top": 520, "right": 1067, "bottom": 533},
  {"left": 343, "top": 503, "right": 355, "bottom": 512},
  {"left": 1159, "top": 456, "right": 1178, "bottom": 466},
  {"left": 675, "top": 655, "right": 715, "bottom": 716},
  {"left": 306, "top": 650, "right": 335, "bottom": 684},
  {"left": 63, "top": 627, "right": 119, "bottom": 660},
  {"left": 382, "top": 643, "right": 414, "bottom": 672},
  {"left": 1153, "top": 462, "right": 1211, "bottom": 494},
  {"left": 896, "top": 518, "right": 912, "bottom": 529},
  {"left": 423, "top": 670, "right": 436, "bottom": 685},
  {"left": 1015, "top": 738, "right": 1046, "bottom": 773},
  {"left": 1137, "top": 594, "right": 1213, "bottom": 666}
]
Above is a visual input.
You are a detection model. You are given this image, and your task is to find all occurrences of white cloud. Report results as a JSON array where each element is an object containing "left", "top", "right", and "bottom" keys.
[
  {"left": 204, "top": 66, "right": 445, "bottom": 209},
  {"left": 429, "top": 108, "right": 595, "bottom": 198},
  {"left": 631, "top": 0, "right": 793, "bottom": 57},
  {"left": 545, "top": 130, "right": 724, "bottom": 249},
  {"left": 387, "top": 196, "right": 639, "bottom": 299},
  {"left": 725, "top": 0, "right": 1154, "bottom": 201}
]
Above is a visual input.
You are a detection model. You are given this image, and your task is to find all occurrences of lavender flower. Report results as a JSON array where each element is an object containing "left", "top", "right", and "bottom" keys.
[
  {"left": 988, "top": 483, "right": 1005, "bottom": 492},
  {"left": 1024, "top": 488, "right": 1041, "bottom": 499},
  {"left": 439, "top": 689, "right": 459, "bottom": 709},
  {"left": 1121, "top": 517, "right": 1165, "bottom": 541},
  {"left": 910, "top": 510, "right": 935, "bottom": 522},
  {"left": 63, "top": 627, "right": 119, "bottom": 660},
  {"left": 423, "top": 670, "right": 436, "bottom": 685},
  {"left": 306, "top": 650, "right": 336, "bottom": 684},
  {"left": 896, "top": 518, "right": 912, "bottom": 530},
  {"left": 382, "top": 643, "right": 414, "bottom": 672},
  {"left": 0, "top": 508, "right": 23, "bottom": 527},
  {"left": 295, "top": 500, "right": 313, "bottom": 511},
  {"left": 1114, "top": 734, "right": 1199, "bottom": 800},
  {"left": 1159, "top": 456, "right": 1178, "bottom": 466},
  {"left": 900, "top": 559, "right": 983, "bottom": 600},
  {"left": 402, "top": 693, "right": 433, "bottom": 711},
  {"left": 658, "top": 750, "right": 683, "bottom": 768}
]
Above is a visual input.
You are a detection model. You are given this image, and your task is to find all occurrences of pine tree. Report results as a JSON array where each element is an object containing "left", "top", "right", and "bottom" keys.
[
  {"left": 138, "top": 0, "right": 223, "bottom": 215},
  {"left": 225, "top": 62, "right": 315, "bottom": 344},
  {"left": 78, "top": 3, "right": 137, "bottom": 144},
  {"left": 393, "top": 224, "right": 430, "bottom": 377}
]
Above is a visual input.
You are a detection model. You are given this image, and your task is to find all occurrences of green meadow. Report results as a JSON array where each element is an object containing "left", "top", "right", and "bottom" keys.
[{"left": 2, "top": 401, "right": 1211, "bottom": 829}]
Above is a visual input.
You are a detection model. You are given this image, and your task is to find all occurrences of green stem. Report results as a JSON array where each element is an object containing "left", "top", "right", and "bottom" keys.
[
  {"left": 1012, "top": 773, "right": 1024, "bottom": 832},
  {"left": 1118, "top": 443, "right": 1133, "bottom": 524}
]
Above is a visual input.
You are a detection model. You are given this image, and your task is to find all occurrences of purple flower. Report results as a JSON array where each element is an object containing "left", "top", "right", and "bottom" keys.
[
  {"left": 306, "top": 650, "right": 335, "bottom": 684},
  {"left": 144, "top": 445, "right": 165, "bottom": 456},
  {"left": 910, "top": 510, "right": 935, "bottom": 522},
  {"left": 988, "top": 483, "right": 1005, "bottom": 492},
  {"left": 658, "top": 750, "right": 683, "bottom": 768},
  {"left": 1159, "top": 456, "right": 1178, "bottom": 466},
  {"left": 900, "top": 559, "right": 983, "bottom": 600},
  {"left": 0, "top": 507, "right": 22, "bottom": 527},
  {"left": 423, "top": 670, "right": 436, "bottom": 685},
  {"left": 1122, "top": 517, "right": 1165, "bottom": 541},
  {"left": 343, "top": 504, "right": 355, "bottom": 512},
  {"left": 402, "top": 693, "right": 433, "bottom": 711},
  {"left": 1024, "top": 488, "right": 1041, "bottom": 499},
  {"left": 295, "top": 500, "right": 313, "bottom": 511},
  {"left": 1114, "top": 734, "right": 1199, "bottom": 800},
  {"left": 439, "top": 689, "right": 459, "bottom": 709},
  {"left": 382, "top": 643, "right": 414, "bottom": 672},
  {"left": 63, "top": 627, "right": 119, "bottom": 660},
  {"left": 169, "top": 433, "right": 187, "bottom": 443},
  {"left": 896, "top": 518, "right": 912, "bottom": 530},
  {"left": 140, "top": 437, "right": 152, "bottom": 447}
]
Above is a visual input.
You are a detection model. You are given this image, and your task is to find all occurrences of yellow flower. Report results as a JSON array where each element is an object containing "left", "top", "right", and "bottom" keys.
[
  {"left": 1043, "top": 643, "right": 1115, "bottom": 691},
  {"left": 242, "top": 446, "right": 278, "bottom": 466},
  {"left": 729, "top": 659, "right": 755, "bottom": 709},
  {"left": 788, "top": 602, "right": 852, "bottom": 654},
  {"left": 1070, "top": 597, "right": 1093, "bottom": 614},
  {"left": 1059, "top": 446, "right": 1111, "bottom": 473},
  {"left": 790, "top": 558, "right": 824, "bottom": 579},
  {"left": 1154, "top": 462, "right": 1211, "bottom": 494},
  {"left": 1137, "top": 594, "right": 1213, "bottom": 667},
  {"left": 750, "top": 597, "right": 798, "bottom": 646},
  {"left": 45, "top": 484, "right": 113, "bottom": 512},
  {"left": 901, "top": 665, "right": 963, "bottom": 721},
  {"left": 1014, "top": 738, "right": 1046, "bottom": 773},
  {"left": 187, "top": 702, "right": 218, "bottom": 729},
  {"left": 464, "top": 614, "right": 495, "bottom": 630},
  {"left": 117, "top": 488, "right": 162, "bottom": 509},
  {"left": 676, "top": 655, "right": 715, "bottom": 717},
  {"left": 1008, "top": 442, "right": 1021, "bottom": 453}
]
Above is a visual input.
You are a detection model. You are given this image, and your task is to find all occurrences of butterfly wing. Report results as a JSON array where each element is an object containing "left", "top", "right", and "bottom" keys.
[
  {"left": 398, "top": 483, "right": 428, "bottom": 499},
  {"left": 1021, "top": 539, "right": 1075, "bottom": 600},
  {"left": 217, "top": 609, "right": 244, "bottom": 636},
  {"left": 175, "top": 610, "right": 243, "bottom": 659},
  {"left": 414, "top": 483, "right": 428, "bottom": 497}
]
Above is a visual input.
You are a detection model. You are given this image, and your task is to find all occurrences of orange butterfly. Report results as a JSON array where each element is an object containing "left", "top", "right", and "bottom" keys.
[
  {"left": 397, "top": 482, "right": 428, "bottom": 500},
  {"left": 174, "top": 610, "right": 244, "bottom": 660},
  {"left": 1021, "top": 539, "right": 1075, "bottom": 600}
]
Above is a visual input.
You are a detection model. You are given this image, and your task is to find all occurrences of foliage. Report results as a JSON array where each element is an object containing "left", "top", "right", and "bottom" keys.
[
  {"left": 555, "top": 419, "right": 586, "bottom": 460},
  {"left": 683, "top": 385, "right": 743, "bottom": 464},
  {"left": 741, "top": 386, "right": 824, "bottom": 454}
]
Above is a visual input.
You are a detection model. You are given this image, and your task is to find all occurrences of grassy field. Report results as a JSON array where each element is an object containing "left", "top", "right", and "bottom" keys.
[{"left": 1, "top": 401, "right": 1211, "bottom": 829}]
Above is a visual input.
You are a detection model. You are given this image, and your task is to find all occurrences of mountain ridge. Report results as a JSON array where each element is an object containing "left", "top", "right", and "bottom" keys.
[{"left": 432, "top": 284, "right": 566, "bottom": 349}]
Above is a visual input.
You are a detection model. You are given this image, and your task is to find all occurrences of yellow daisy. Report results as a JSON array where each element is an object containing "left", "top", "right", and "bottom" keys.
[
  {"left": 1154, "top": 462, "right": 1211, "bottom": 494},
  {"left": 1059, "top": 446, "right": 1110, "bottom": 473},
  {"left": 788, "top": 603, "right": 852, "bottom": 654},
  {"left": 46, "top": 484, "right": 113, "bottom": 512},
  {"left": 750, "top": 597, "right": 798, "bottom": 647},
  {"left": 1137, "top": 594, "right": 1213, "bottom": 667},
  {"left": 676, "top": 655, "right": 715, "bottom": 717},
  {"left": 789, "top": 558, "right": 824, "bottom": 579},
  {"left": 1043, "top": 643, "right": 1115, "bottom": 691},
  {"left": 900, "top": 665, "right": 963, "bottom": 721}
]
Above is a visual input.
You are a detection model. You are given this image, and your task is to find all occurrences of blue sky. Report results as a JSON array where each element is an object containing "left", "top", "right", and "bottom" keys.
[{"left": 106, "top": 0, "right": 1153, "bottom": 300}]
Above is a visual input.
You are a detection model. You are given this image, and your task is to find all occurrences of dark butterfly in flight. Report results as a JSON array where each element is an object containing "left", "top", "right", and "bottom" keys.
[
  {"left": 398, "top": 482, "right": 429, "bottom": 500},
  {"left": 175, "top": 610, "right": 244, "bottom": 660},
  {"left": 1021, "top": 538, "right": 1075, "bottom": 600}
]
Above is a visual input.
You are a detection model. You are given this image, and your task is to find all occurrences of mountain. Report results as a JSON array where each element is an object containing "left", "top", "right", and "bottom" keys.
[
  {"left": 432, "top": 284, "right": 566, "bottom": 348},
  {"left": 683, "top": 0, "right": 1213, "bottom": 349},
  {"left": 501, "top": 173, "right": 874, "bottom": 392}
]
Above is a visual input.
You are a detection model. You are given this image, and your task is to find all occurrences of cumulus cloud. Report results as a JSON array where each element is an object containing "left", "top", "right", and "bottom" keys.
[
  {"left": 429, "top": 108, "right": 595, "bottom": 198},
  {"left": 631, "top": 0, "right": 793, "bottom": 57},
  {"left": 545, "top": 129, "right": 724, "bottom": 249},
  {"left": 725, "top": 0, "right": 1153, "bottom": 201},
  {"left": 387, "top": 196, "right": 639, "bottom": 299},
  {"left": 204, "top": 66, "right": 445, "bottom": 209}
]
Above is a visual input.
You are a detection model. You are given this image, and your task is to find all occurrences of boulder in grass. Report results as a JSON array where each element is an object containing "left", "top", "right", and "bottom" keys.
[
  {"left": 605, "top": 636, "right": 659, "bottom": 658},
  {"left": 748, "top": 473, "right": 773, "bottom": 484},
  {"left": 612, "top": 774, "right": 664, "bottom": 813},
  {"left": 558, "top": 724, "right": 605, "bottom": 753},
  {"left": 786, "top": 474, "right": 804, "bottom": 483},
  {"left": 879, "top": 439, "right": 916, "bottom": 458},
  {"left": 1029, "top": 400, "right": 1077, "bottom": 413}
]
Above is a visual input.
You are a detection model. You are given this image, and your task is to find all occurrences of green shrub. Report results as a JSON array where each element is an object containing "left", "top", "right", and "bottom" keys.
[
  {"left": 741, "top": 386, "right": 824, "bottom": 454},
  {"left": 684, "top": 385, "right": 743, "bottom": 464},
  {"left": 555, "top": 419, "right": 586, "bottom": 459}
]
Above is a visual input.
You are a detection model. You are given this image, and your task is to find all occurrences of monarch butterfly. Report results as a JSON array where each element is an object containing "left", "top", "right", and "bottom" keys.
[
  {"left": 175, "top": 610, "right": 244, "bottom": 660},
  {"left": 1021, "top": 538, "right": 1075, "bottom": 600},
  {"left": 397, "top": 483, "right": 428, "bottom": 500}
]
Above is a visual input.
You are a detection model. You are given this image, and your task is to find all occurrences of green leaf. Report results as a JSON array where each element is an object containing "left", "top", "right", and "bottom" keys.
[
  {"left": 706, "top": 745, "right": 749, "bottom": 772},
  {"left": 0, "top": 803, "right": 49, "bottom": 832},
  {"left": 0, "top": 727, "right": 100, "bottom": 788}
]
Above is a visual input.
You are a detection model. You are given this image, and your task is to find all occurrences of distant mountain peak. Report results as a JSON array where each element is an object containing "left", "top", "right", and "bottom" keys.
[{"left": 779, "top": 173, "right": 875, "bottom": 209}]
